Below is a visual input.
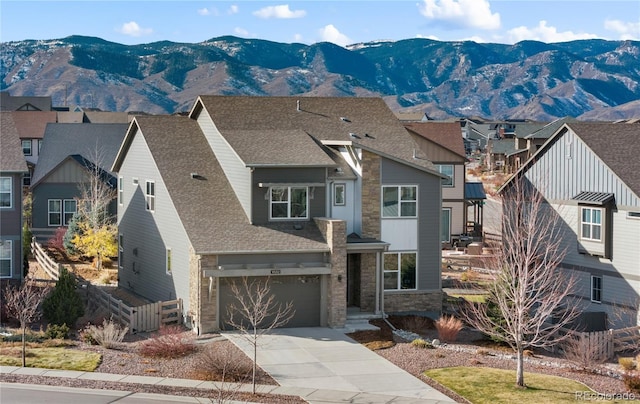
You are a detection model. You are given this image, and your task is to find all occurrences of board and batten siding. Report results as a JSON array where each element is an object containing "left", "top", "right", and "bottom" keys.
[
  {"left": 524, "top": 128, "right": 639, "bottom": 208},
  {"left": 381, "top": 158, "right": 442, "bottom": 290},
  {"left": 41, "top": 159, "right": 90, "bottom": 184},
  {"left": 117, "top": 128, "right": 192, "bottom": 312},
  {"left": 196, "top": 109, "right": 252, "bottom": 219},
  {"left": 328, "top": 180, "right": 356, "bottom": 235}
]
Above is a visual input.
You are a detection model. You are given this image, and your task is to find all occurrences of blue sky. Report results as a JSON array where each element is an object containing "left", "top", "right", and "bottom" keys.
[{"left": 1, "top": 1, "right": 639, "bottom": 46}]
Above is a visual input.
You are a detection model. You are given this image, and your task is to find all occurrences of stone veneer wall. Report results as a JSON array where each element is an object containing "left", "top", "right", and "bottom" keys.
[
  {"left": 314, "top": 218, "right": 347, "bottom": 327},
  {"left": 384, "top": 291, "right": 443, "bottom": 313},
  {"left": 189, "top": 251, "right": 218, "bottom": 334},
  {"left": 359, "top": 252, "right": 377, "bottom": 312},
  {"left": 361, "top": 150, "right": 381, "bottom": 240}
]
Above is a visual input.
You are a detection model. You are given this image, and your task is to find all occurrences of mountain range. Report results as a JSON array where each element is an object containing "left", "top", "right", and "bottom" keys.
[{"left": 1, "top": 35, "right": 639, "bottom": 120}]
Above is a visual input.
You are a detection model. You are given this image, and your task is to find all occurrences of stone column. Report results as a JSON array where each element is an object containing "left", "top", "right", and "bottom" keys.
[{"left": 315, "top": 218, "right": 347, "bottom": 327}]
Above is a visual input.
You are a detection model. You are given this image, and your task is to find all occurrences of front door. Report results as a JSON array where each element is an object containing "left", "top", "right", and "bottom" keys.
[{"left": 347, "top": 254, "right": 361, "bottom": 307}]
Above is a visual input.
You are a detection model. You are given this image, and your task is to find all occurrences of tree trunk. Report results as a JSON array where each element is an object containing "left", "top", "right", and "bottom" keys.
[
  {"left": 252, "top": 328, "right": 257, "bottom": 394},
  {"left": 21, "top": 325, "right": 26, "bottom": 367},
  {"left": 516, "top": 348, "right": 525, "bottom": 387}
]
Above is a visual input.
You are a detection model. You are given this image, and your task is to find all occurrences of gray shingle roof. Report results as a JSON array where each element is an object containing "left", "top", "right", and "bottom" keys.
[
  {"left": 32, "top": 123, "right": 128, "bottom": 185},
  {"left": 568, "top": 122, "right": 640, "bottom": 197},
  {"left": 194, "top": 96, "right": 436, "bottom": 174},
  {"left": 0, "top": 92, "right": 52, "bottom": 112},
  {"left": 404, "top": 122, "right": 466, "bottom": 159},
  {"left": 525, "top": 117, "right": 577, "bottom": 139},
  {"left": 126, "top": 115, "right": 329, "bottom": 254},
  {"left": 0, "top": 112, "right": 28, "bottom": 172}
]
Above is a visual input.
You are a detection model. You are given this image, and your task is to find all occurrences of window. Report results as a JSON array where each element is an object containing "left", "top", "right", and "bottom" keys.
[
  {"left": 48, "top": 199, "right": 76, "bottom": 226},
  {"left": 441, "top": 208, "right": 451, "bottom": 242},
  {"left": 118, "top": 176, "right": 123, "bottom": 205},
  {"left": 436, "top": 165, "right": 454, "bottom": 187},
  {"left": 0, "top": 240, "right": 12, "bottom": 278},
  {"left": 628, "top": 212, "right": 640, "bottom": 219},
  {"left": 591, "top": 275, "right": 602, "bottom": 303},
  {"left": 23, "top": 172, "right": 31, "bottom": 187},
  {"left": 166, "top": 248, "right": 172, "bottom": 275},
  {"left": 581, "top": 207, "right": 602, "bottom": 241},
  {"left": 38, "top": 139, "right": 43, "bottom": 153},
  {"left": 383, "top": 252, "right": 417, "bottom": 290},
  {"left": 382, "top": 186, "right": 417, "bottom": 217},
  {"left": 333, "top": 183, "right": 345, "bottom": 206},
  {"left": 0, "top": 177, "right": 12, "bottom": 208},
  {"left": 270, "top": 186, "right": 308, "bottom": 219},
  {"left": 21, "top": 140, "right": 32, "bottom": 156},
  {"left": 145, "top": 181, "right": 155, "bottom": 211}
]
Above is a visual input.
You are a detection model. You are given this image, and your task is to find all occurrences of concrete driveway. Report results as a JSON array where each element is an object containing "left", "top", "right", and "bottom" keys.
[{"left": 222, "top": 327, "right": 456, "bottom": 403}]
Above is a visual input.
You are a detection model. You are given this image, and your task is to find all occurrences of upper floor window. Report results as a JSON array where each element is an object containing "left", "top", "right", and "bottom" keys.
[
  {"left": 441, "top": 208, "right": 451, "bottom": 243},
  {"left": 382, "top": 185, "right": 417, "bottom": 218},
  {"left": 0, "top": 177, "right": 12, "bottom": 208},
  {"left": 23, "top": 172, "right": 31, "bottom": 187},
  {"left": 22, "top": 140, "right": 32, "bottom": 156},
  {"left": 581, "top": 207, "right": 602, "bottom": 241},
  {"left": 118, "top": 176, "right": 123, "bottom": 205},
  {"left": 333, "top": 183, "right": 345, "bottom": 206},
  {"left": 48, "top": 199, "right": 76, "bottom": 226},
  {"left": 383, "top": 252, "right": 417, "bottom": 290},
  {"left": 0, "top": 240, "right": 12, "bottom": 278},
  {"left": 270, "top": 186, "right": 308, "bottom": 220},
  {"left": 436, "top": 164, "right": 454, "bottom": 187},
  {"left": 38, "top": 139, "right": 43, "bottom": 153},
  {"left": 591, "top": 275, "right": 602, "bottom": 303},
  {"left": 145, "top": 181, "right": 155, "bottom": 212}
]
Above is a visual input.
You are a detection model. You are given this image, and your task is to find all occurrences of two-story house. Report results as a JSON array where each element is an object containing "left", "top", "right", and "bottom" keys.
[
  {"left": 0, "top": 113, "right": 29, "bottom": 280},
  {"left": 112, "top": 96, "right": 446, "bottom": 334},
  {"left": 500, "top": 122, "right": 640, "bottom": 330},
  {"left": 9, "top": 111, "right": 58, "bottom": 186},
  {"left": 30, "top": 123, "right": 128, "bottom": 241}
]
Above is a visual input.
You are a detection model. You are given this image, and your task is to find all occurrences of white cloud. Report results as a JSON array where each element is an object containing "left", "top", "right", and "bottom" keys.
[
  {"left": 418, "top": 0, "right": 500, "bottom": 30},
  {"left": 605, "top": 19, "right": 640, "bottom": 40},
  {"left": 234, "top": 27, "right": 250, "bottom": 37},
  {"left": 228, "top": 5, "right": 239, "bottom": 15},
  {"left": 117, "top": 21, "right": 153, "bottom": 37},
  {"left": 293, "top": 33, "right": 304, "bottom": 43},
  {"left": 197, "top": 8, "right": 212, "bottom": 16},
  {"left": 318, "top": 24, "right": 351, "bottom": 47},
  {"left": 416, "top": 33, "right": 440, "bottom": 41},
  {"left": 506, "top": 20, "right": 598, "bottom": 44},
  {"left": 253, "top": 4, "right": 306, "bottom": 19}
]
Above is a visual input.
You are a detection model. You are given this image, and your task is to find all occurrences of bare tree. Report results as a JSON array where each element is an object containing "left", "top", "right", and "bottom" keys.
[
  {"left": 4, "top": 281, "right": 50, "bottom": 366},
  {"left": 462, "top": 177, "right": 580, "bottom": 388},
  {"left": 225, "top": 277, "right": 295, "bottom": 394}
]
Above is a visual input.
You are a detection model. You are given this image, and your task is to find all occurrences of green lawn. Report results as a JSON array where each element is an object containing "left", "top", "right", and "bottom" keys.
[
  {"left": 0, "top": 347, "right": 101, "bottom": 371},
  {"left": 425, "top": 366, "right": 602, "bottom": 404},
  {"left": 449, "top": 294, "right": 488, "bottom": 303}
]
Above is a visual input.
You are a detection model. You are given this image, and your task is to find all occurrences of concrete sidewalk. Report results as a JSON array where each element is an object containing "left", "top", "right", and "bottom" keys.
[{"left": 222, "top": 327, "right": 456, "bottom": 403}]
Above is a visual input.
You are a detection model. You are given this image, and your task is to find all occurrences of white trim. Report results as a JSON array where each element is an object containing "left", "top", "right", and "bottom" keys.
[
  {"left": 0, "top": 240, "right": 12, "bottom": 278},
  {"left": 145, "top": 180, "right": 155, "bottom": 212},
  {"left": 441, "top": 208, "right": 452, "bottom": 243},
  {"left": 0, "top": 177, "right": 12, "bottom": 209},
  {"left": 48, "top": 199, "right": 76, "bottom": 226},
  {"left": 118, "top": 176, "right": 123, "bottom": 205},
  {"left": 21, "top": 139, "right": 32, "bottom": 156},
  {"left": 269, "top": 186, "right": 309, "bottom": 220},
  {"left": 333, "top": 183, "right": 346, "bottom": 206},
  {"left": 591, "top": 275, "right": 602, "bottom": 303},
  {"left": 580, "top": 206, "right": 602, "bottom": 242},
  {"left": 118, "top": 234, "right": 124, "bottom": 271},
  {"left": 436, "top": 164, "right": 454, "bottom": 187},
  {"left": 627, "top": 212, "right": 640, "bottom": 220}
]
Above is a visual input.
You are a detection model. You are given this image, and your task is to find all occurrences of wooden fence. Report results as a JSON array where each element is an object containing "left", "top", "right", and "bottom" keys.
[
  {"left": 560, "top": 326, "right": 640, "bottom": 360},
  {"left": 31, "top": 238, "right": 182, "bottom": 333}
]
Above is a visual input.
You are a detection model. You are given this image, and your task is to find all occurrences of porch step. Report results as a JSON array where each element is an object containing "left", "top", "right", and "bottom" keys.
[{"left": 343, "top": 311, "right": 382, "bottom": 332}]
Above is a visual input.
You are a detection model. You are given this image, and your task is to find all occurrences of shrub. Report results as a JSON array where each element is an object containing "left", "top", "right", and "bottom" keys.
[
  {"left": 619, "top": 357, "right": 636, "bottom": 371},
  {"left": 46, "top": 227, "right": 67, "bottom": 252},
  {"left": 562, "top": 334, "right": 607, "bottom": 370},
  {"left": 399, "top": 315, "right": 433, "bottom": 333},
  {"left": 623, "top": 373, "right": 640, "bottom": 394},
  {"left": 42, "top": 266, "right": 84, "bottom": 328},
  {"left": 138, "top": 325, "right": 196, "bottom": 358},
  {"left": 411, "top": 338, "right": 434, "bottom": 349},
  {"left": 45, "top": 323, "right": 70, "bottom": 339},
  {"left": 63, "top": 213, "right": 82, "bottom": 256},
  {"left": 81, "top": 318, "right": 128, "bottom": 348},
  {"left": 434, "top": 315, "right": 463, "bottom": 343},
  {"left": 191, "top": 343, "right": 252, "bottom": 382}
]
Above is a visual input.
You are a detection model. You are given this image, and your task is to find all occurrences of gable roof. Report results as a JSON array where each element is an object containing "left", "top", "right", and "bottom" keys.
[
  {"left": 191, "top": 96, "right": 439, "bottom": 175},
  {"left": 0, "top": 92, "right": 52, "bottom": 112},
  {"left": 116, "top": 115, "right": 329, "bottom": 254},
  {"left": 500, "top": 122, "right": 640, "bottom": 197},
  {"left": 0, "top": 113, "right": 28, "bottom": 172},
  {"left": 403, "top": 122, "right": 466, "bottom": 159},
  {"left": 10, "top": 111, "right": 58, "bottom": 139},
  {"left": 525, "top": 117, "right": 577, "bottom": 139},
  {"left": 32, "top": 123, "right": 128, "bottom": 186}
]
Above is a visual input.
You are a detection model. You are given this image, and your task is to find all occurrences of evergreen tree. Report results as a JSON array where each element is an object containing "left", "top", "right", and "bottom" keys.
[
  {"left": 42, "top": 267, "right": 84, "bottom": 327},
  {"left": 63, "top": 212, "right": 82, "bottom": 256}
]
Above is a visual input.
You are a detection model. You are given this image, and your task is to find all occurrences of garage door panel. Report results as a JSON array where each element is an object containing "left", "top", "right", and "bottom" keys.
[{"left": 219, "top": 275, "right": 321, "bottom": 330}]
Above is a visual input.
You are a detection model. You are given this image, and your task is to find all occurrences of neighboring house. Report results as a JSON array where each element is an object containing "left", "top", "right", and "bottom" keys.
[
  {"left": 403, "top": 122, "right": 472, "bottom": 243},
  {"left": 112, "top": 96, "right": 446, "bottom": 333},
  {"left": 0, "top": 91, "right": 52, "bottom": 112},
  {"left": 10, "top": 111, "right": 58, "bottom": 186},
  {"left": 395, "top": 112, "right": 432, "bottom": 122},
  {"left": 0, "top": 113, "right": 29, "bottom": 280},
  {"left": 500, "top": 122, "right": 640, "bottom": 330},
  {"left": 30, "top": 123, "right": 128, "bottom": 241}
]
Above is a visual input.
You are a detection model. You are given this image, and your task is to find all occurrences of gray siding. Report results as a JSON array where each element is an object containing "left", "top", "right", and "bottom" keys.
[
  {"left": 525, "top": 129, "right": 640, "bottom": 208},
  {"left": 381, "top": 158, "right": 442, "bottom": 290},
  {"left": 218, "top": 252, "right": 325, "bottom": 266},
  {"left": 31, "top": 183, "right": 80, "bottom": 237},
  {"left": 0, "top": 174, "right": 23, "bottom": 279},
  {"left": 42, "top": 159, "right": 90, "bottom": 184},
  {"left": 251, "top": 167, "right": 327, "bottom": 225},
  {"left": 117, "top": 128, "right": 192, "bottom": 311},
  {"left": 197, "top": 109, "right": 252, "bottom": 219}
]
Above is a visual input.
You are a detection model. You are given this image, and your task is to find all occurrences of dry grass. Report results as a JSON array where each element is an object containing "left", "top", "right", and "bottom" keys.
[{"left": 434, "top": 316, "right": 464, "bottom": 343}]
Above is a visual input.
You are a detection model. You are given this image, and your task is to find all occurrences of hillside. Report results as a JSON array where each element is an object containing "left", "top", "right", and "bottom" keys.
[{"left": 1, "top": 36, "right": 639, "bottom": 120}]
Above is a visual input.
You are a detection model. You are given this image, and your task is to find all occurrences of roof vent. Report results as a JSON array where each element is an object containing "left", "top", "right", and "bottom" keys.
[
  {"left": 340, "top": 117, "right": 351, "bottom": 122},
  {"left": 191, "top": 173, "right": 206, "bottom": 180},
  {"left": 296, "top": 99, "right": 300, "bottom": 111},
  {"left": 364, "top": 133, "right": 375, "bottom": 139},
  {"left": 349, "top": 132, "right": 361, "bottom": 139}
]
